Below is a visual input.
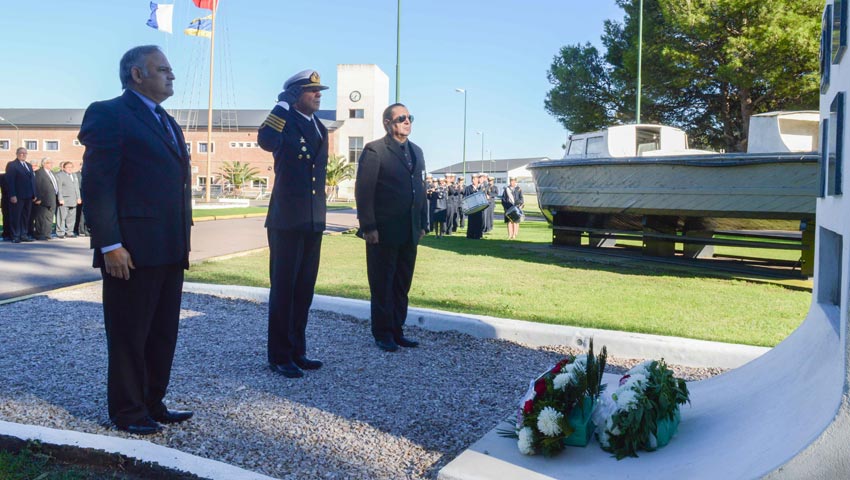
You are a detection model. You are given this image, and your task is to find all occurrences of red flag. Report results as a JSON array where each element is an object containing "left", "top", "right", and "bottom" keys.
[{"left": 192, "top": 0, "right": 217, "bottom": 10}]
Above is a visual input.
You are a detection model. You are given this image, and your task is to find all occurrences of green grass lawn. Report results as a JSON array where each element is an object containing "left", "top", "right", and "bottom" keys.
[
  {"left": 186, "top": 221, "right": 810, "bottom": 347},
  {"left": 192, "top": 204, "right": 351, "bottom": 219}
]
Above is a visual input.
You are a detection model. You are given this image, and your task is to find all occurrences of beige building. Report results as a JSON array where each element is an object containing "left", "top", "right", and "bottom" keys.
[{"left": 0, "top": 64, "right": 389, "bottom": 200}]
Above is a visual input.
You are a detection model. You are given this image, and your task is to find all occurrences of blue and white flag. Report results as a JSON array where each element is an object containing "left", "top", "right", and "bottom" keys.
[
  {"left": 184, "top": 15, "right": 213, "bottom": 38},
  {"left": 146, "top": 2, "right": 174, "bottom": 34}
]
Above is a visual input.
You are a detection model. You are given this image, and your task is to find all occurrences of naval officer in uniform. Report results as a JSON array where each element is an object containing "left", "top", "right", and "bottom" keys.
[{"left": 258, "top": 70, "right": 329, "bottom": 378}]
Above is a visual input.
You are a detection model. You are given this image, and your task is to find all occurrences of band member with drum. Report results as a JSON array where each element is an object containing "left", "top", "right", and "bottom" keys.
[
  {"left": 501, "top": 176, "right": 525, "bottom": 240},
  {"left": 464, "top": 173, "right": 486, "bottom": 239}
]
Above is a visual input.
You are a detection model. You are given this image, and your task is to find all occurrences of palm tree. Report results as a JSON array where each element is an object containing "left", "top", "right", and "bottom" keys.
[
  {"left": 325, "top": 154, "right": 355, "bottom": 201},
  {"left": 218, "top": 161, "right": 261, "bottom": 197}
]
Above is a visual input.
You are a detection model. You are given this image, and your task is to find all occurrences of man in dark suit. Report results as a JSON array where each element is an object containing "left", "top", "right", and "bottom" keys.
[
  {"left": 79, "top": 45, "right": 193, "bottom": 435},
  {"left": 258, "top": 70, "right": 328, "bottom": 379},
  {"left": 0, "top": 168, "right": 9, "bottom": 241},
  {"left": 355, "top": 103, "right": 428, "bottom": 352},
  {"left": 32, "top": 157, "right": 58, "bottom": 240},
  {"left": 5, "top": 147, "right": 37, "bottom": 243}
]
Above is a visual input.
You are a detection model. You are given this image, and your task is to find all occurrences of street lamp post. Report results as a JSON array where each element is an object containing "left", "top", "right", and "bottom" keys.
[
  {"left": 455, "top": 88, "right": 467, "bottom": 179},
  {"left": 636, "top": 0, "right": 644, "bottom": 124},
  {"left": 0, "top": 115, "right": 20, "bottom": 149},
  {"left": 395, "top": 0, "right": 401, "bottom": 102},
  {"left": 476, "top": 130, "right": 484, "bottom": 173}
]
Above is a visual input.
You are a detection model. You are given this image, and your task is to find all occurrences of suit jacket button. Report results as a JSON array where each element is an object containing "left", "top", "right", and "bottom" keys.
[
  {"left": 312, "top": 189, "right": 316, "bottom": 195},
  {"left": 312, "top": 177, "right": 316, "bottom": 181}
]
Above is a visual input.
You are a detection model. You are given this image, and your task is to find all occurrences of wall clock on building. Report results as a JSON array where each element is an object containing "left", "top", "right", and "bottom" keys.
[{"left": 349, "top": 90, "right": 362, "bottom": 102}]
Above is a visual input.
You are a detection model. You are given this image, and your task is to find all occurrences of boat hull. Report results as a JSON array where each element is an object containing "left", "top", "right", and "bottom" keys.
[{"left": 529, "top": 153, "right": 819, "bottom": 220}]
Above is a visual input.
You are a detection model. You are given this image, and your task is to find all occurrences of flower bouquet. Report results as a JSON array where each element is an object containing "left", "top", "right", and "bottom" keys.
[
  {"left": 499, "top": 340, "right": 607, "bottom": 456},
  {"left": 592, "top": 359, "right": 690, "bottom": 459}
]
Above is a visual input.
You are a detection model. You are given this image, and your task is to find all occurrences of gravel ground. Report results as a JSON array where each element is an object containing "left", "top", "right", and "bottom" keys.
[{"left": 0, "top": 285, "right": 725, "bottom": 479}]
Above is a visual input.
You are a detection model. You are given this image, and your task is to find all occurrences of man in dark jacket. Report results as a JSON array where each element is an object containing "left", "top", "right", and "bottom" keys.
[
  {"left": 355, "top": 103, "right": 428, "bottom": 352},
  {"left": 258, "top": 69, "right": 329, "bottom": 379},
  {"left": 79, "top": 45, "right": 193, "bottom": 435},
  {"left": 32, "top": 157, "right": 58, "bottom": 240},
  {"left": 5, "top": 147, "right": 36, "bottom": 243}
]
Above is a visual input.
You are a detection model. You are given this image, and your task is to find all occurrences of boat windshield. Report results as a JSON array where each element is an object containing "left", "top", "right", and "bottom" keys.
[
  {"left": 636, "top": 128, "right": 661, "bottom": 155},
  {"left": 567, "top": 138, "right": 586, "bottom": 156}
]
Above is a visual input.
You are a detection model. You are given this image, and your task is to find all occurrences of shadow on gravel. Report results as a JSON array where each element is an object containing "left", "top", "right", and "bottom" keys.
[{"left": 0, "top": 290, "right": 568, "bottom": 479}]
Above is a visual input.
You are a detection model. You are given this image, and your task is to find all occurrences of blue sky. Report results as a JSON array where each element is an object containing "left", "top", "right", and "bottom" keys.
[{"left": 3, "top": 1, "right": 624, "bottom": 170}]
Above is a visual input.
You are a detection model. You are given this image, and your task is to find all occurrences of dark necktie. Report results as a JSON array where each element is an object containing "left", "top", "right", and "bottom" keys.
[
  {"left": 401, "top": 142, "right": 413, "bottom": 171},
  {"left": 155, "top": 105, "right": 176, "bottom": 146}
]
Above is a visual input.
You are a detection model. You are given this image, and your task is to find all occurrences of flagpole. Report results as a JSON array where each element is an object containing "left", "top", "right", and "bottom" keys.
[{"left": 204, "top": 2, "right": 217, "bottom": 202}]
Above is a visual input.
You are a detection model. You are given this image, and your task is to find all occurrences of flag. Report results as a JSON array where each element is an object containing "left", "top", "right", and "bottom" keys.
[
  {"left": 184, "top": 15, "right": 212, "bottom": 38},
  {"left": 192, "top": 0, "right": 217, "bottom": 10},
  {"left": 145, "top": 2, "right": 174, "bottom": 33}
]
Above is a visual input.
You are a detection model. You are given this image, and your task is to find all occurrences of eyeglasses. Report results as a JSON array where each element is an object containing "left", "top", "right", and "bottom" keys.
[{"left": 392, "top": 114, "right": 414, "bottom": 124}]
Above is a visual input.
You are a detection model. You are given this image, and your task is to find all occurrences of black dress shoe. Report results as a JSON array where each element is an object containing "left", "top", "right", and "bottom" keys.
[
  {"left": 375, "top": 339, "right": 399, "bottom": 352},
  {"left": 22, "top": 237, "right": 35, "bottom": 242},
  {"left": 294, "top": 356, "right": 323, "bottom": 370},
  {"left": 151, "top": 409, "right": 194, "bottom": 424},
  {"left": 270, "top": 362, "right": 304, "bottom": 378},
  {"left": 395, "top": 336, "right": 419, "bottom": 348},
  {"left": 116, "top": 417, "right": 163, "bottom": 436}
]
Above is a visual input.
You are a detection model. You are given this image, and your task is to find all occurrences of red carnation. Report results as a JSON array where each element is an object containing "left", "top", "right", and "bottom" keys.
[
  {"left": 619, "top": 374, "right": 631, "bottom": 386},
  {"left": 523, "top": 399, "right": 534, "bottom": 414},
  {"left": 552, "top": 358, "right": 569, "bottom": 374},
  {"left": 534, "top": 379, "right": 546, "bottom": 396}
]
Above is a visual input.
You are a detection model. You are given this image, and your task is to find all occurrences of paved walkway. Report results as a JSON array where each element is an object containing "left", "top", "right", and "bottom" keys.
[{"left": 0, "top": 209, "right": 359, "bottom": 301}]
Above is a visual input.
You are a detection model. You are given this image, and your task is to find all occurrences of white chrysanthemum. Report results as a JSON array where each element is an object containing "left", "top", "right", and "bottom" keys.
[
  {"left": 614, "top": 389, "right": 639, "bottom": 411},
  {"left": 573, "top": 355, "right": 588, "bottom": 367},
  {"left": 592, "top": 394, "right": 615, "bottom": 428},
  {"left": 517, "top": 427, "right": 535, "bottom": 455},
  {"left": 553, "top": 372, "right": 573, "bottom": 390},
  {"left": 629, "top": 360, "right": 653, "bottom": 377},
  {"left": 623, "top": 373, "right": 647, "bottom": 390},
  {"left": 536, "top": 406, "right": 564, "bottom": 437}
]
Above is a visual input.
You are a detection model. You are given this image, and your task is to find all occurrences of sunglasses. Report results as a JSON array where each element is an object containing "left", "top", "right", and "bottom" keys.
[{"left": 392, "top": 114, "right": 414, "bottom": 124}]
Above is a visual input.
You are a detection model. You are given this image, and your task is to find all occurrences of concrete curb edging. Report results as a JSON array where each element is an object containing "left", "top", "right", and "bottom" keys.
[
  {"left": 0, "top": 420, "right": 278, "bottom": 480},
  {"left": 182, "top": 282, "right": 769, "bottom": 369}
]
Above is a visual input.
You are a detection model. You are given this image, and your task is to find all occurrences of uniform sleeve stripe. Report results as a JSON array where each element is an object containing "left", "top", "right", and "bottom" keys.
[
  {"left": 262, "top": 117, "right": 286, "bottom": 132},
  {"left": 264, "top": 116, "right": 285, "bottom": 127}
]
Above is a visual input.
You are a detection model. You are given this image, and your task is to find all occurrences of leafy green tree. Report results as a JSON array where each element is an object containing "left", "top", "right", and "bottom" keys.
[
  {"left": 546, "top": 0, "right": 821, "bottom": 151},
  {"left": 218, "top": 161, "right": 260, "bottom": 194},
  {"left": 325, "top": 154, "right": 354, "bottom": 201}
]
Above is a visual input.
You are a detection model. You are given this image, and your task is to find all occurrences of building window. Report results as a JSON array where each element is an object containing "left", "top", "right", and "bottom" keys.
[
  {"left": 24, "top": 140, "right": 37, "bottom": 151},
  {"left": 349, "top": 109, "right": 365, "bottom": 119},
  {"left": 197, "top": 175, "right": 209, "bottom": 186},
  {"left": 44, "top": 140, "right": 59, "bottom": 151},
  {"left": 817, "top": 227, "right": 843, "bottom": 336},
  {"left": 0, "top": 140, "right": 9, "bottom": 151},
  {"left": 820, "top": 118, "right": 829, "bottom": 198},
  {"left": 828, "top": 92, "right": 844, "bottom": 196},
  {"left": 349, "top": 136, "right": 364, "bottom": 163},
  {"left": 73, "top": 139, "right": 82, "bottom": 147},
  {"left": 823, "top": 5, "right": 833, "bottom": 93},
  {"left": 198, "top": 142, "right": 215, "bottom": 154},
  {"left": 834, "top": 0, "right": 847, "bottom": 64}
]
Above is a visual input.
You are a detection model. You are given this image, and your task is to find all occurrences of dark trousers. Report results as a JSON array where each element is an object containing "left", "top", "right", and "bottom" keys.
[
  {"left": 9, "top": 199, "right": 32, "bottom": 240},
  {"left": 1, "top": 199, "right": 9, "bottom": 239},
  {"left": 466, "top": 211, "right": 484, "bottom": 239},
  {"left": 102, "top": 263, "right": 184, "bottom": 426},
  {"left": 33, "top": 202, "right": 55, "bottom": 238},
  {"left": 366, "top": 240, "right": 418, "bottom": 342},
  {"left": 267, "top": 229, "right": 322, "bottom": 364},
  {"left": 75, "top": 204, "right": 89, "bottom": 235}
]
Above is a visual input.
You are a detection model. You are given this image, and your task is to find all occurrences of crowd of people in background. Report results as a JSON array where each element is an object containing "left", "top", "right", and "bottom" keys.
[
  {"left": 425, "top": 172, "right": 524, "bottom": 240},
  {"left": 0, "top": 147, "right": 89, "bottom": 243}
]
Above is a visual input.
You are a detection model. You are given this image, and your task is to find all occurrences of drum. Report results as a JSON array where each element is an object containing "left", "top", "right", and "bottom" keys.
[
  {"left": 505, "top": 205, "right": 524, "bottom": 223},
  {"left": 462, "top": 191, "right": 489, "bottom": 215}
]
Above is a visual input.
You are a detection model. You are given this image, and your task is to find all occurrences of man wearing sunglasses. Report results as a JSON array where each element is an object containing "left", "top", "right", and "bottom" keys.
[{"left": 355, "top": 103, "right": 429, "bottom": 352}]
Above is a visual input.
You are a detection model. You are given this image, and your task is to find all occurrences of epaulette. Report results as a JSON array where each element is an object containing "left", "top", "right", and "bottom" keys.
[{"left": 262, "top": 112, "right": 286, "bottom": 133}]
